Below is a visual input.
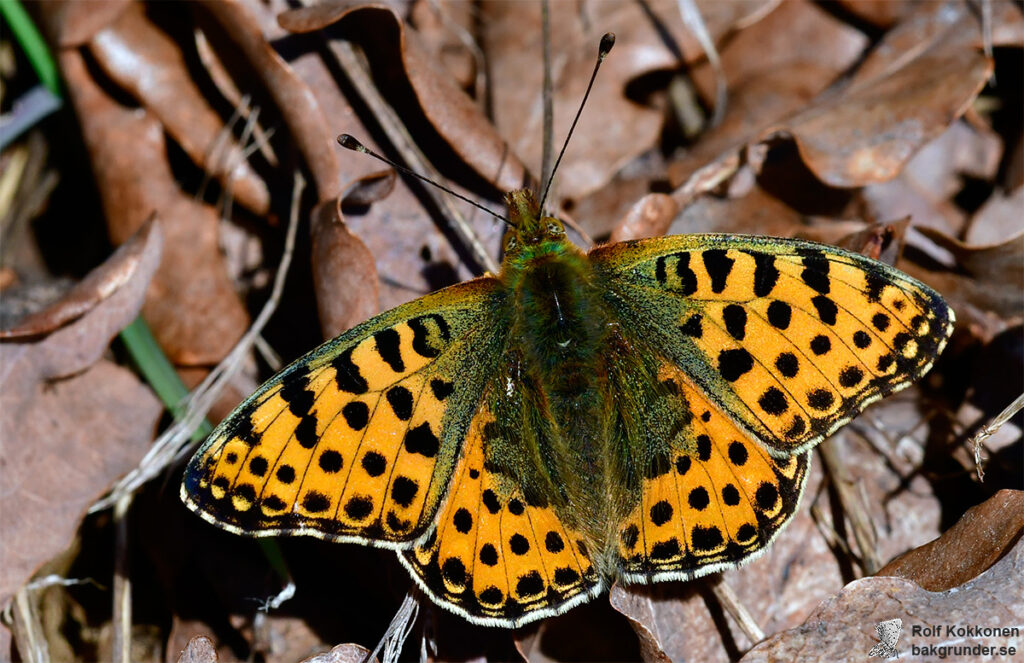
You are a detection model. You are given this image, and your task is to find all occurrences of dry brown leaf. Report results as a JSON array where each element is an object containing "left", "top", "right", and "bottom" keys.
[
  {"left": 312, "top": 196, "right": 381, "bottom": 339},
  {"left": 780, "top": 1, "right": 1016, "bottom": 188},
  {"left": 481, "top": 0, "right": 690, "bottom": 201},
  {"left": 967, "top": 186, "right": 1024, "bottom": 245},
  {"left": 861, "top": 120, "right": 1004, "bottom": 241},
  {"left": 89, "top": 3, "right": 270, "bottom": 215},
  {"left": 0, "top": 221, "right": 163, "bottom": 605},
  {"left": 878, "top": 489, "right": 1024, "bottom": 592},
  {"left": 741, "top": 526, "right": 1024, "bottom": 662},
  {"left": 34, "top": 0, "right": 131, "bottom": 47},
  {"left": 0, "top": 218, "right": 163, "bottom": 339},
  {"left": 176, "top": 635, "right": 219, "bottom": 663},
  {"left": 833, "top": 0, "right": 922, "bottom": 29},
  {"left": 608, "top": 194, "right": 679, "bottom": 243},
  {"left": 279, "top": 3, "right": 528, "bottom": 194},
  {"left": 665, "top": 185, "right": 809, "bottom": 238},
  {"left": 668, "top": 0, "right": 868, "bottom": 190},
  {"left": 60, "top": 48, "right": 250, "bottom": 366},
  {"left": 299, "top": 643, "right": 377, "bottom": 663},
  {"left": 201, "top": 0, "right": 341, "bottom": 202},
  {"left": 690, "top": 0, "right": 867, "bottom": 107}
]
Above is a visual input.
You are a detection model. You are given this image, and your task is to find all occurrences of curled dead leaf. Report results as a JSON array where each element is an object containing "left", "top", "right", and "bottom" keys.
[
  {"left": 877, "top": 489, "right": 1024, "bottom": 592},
  {"left": 0, "top": 220, "right": 163, "bottom": 604},
  {"left": 609, "top": 193, "right": 679, "bottom": 242},
  {"left": 279, "top": 3, "right": 527, "bottom": 194},
  {"left": 299, "top": 643, "right": 378, "bottom": 663},
  {"left": 0, "top": 218, "right": 160, "bottom": 340},
  {"left": 341, "top": 168, "right": 396, "bottom": 208},
  {"left": 201, "top": 0, "right": 341, "bottom": 201},
  {"left": 34, "top": 0, "right": 131, "bottom": 48},
  {"left": 741, "top": 522, "right": 1024, "bottom": 662},
  {"left": 311, "top": 196, "right": 380, "bottom": 339},
  {"left": 60, "top": 48, "right": 250, "bottom": 366},
  {"left": 89, "top": 2, "right": 270, "bottom": 215}
]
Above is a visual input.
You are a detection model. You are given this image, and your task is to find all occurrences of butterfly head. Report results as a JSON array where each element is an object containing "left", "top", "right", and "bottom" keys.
[{"left": 503, "top": 189, "right": 566, "bottom": 255}]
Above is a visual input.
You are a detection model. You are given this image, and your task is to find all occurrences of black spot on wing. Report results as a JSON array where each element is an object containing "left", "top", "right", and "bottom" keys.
[
  {"left": 798, "top": 249, "right": 831, "bottom": 294},
  {"left": 748, "top": 251, "right": 780, "bottom": 297},
  {"left": 342, "top": 401, "right": 369, "bottom": 430},
  {"left": 332, "top": 347, "right": 368, "bottom": 394},
  {"left": 280, "top": 376, "right": 314, "bottom": 417},
  {"left": 404, "top": 423, "right": 439, "bottom": 458},
  {"left": 811, "top": 296, "right": 838, "bottom": 325},
  {"left": 680, "top": 314, "right": 703, "bottom": 338},
  {"left": 702, "top": 249, "right": 734, "bottom": 293},
  {"left": 675, "top": 253, "right": 698, "bottom": 295},
  {"left": 718, "top": 349, "right": 754, "bottom": 382},
  {"left": 386, "top": 385, "right": 414, "bottom": 421},
  {"left": 723, "top": 304, "right": 747, "bottom": 340},
  {"left": 409, "top": 314, "right": 450, "bottom": 359},
  {"left": 430, "top": 378, "right": 453, "bottom": 400},
  {"left": 767, "top": 300, "right": 791, "bottom": 330},
  {"left": 373, "top": 328, "right": 405, "bottom": 373}
]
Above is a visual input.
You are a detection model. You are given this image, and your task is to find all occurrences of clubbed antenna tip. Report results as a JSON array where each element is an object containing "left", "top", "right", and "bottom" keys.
[
  {"left": 599, "top": 33, "right": 615, "bottom": 59},
  {"left": 337, "top": 134, "right": 367, "bottom": 153}
]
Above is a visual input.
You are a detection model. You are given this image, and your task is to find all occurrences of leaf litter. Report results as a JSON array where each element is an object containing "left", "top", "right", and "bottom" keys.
[{"left": 1, "top": 1, "right": 1021, "bottom": 661}]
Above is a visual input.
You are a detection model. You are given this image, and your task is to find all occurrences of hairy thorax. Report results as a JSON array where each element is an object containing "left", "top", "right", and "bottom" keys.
[{"left": 503, "top": 240, "right": 615, "bottom": 539}]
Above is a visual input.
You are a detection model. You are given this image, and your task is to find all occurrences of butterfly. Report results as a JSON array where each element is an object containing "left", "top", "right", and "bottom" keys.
[
  {"left": 869, "top": 618, "right": 903, "bottom": 658},
  {"left": 181, "top": 183, "right": 954, "bottom": 627}
]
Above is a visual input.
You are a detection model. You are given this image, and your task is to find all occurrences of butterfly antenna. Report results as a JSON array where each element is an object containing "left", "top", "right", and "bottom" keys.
[
  {"left": 538, "top": 32, "right": 615, "bottom": 214},
  {"left": 337, "top": 134, "right": 513, "bottom": 227}
]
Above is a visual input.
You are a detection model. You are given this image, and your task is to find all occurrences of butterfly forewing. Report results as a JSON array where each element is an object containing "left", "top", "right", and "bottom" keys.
[
  {"left": 182, "top": 279, "right": 507, "bottom": 548},
  {"left": 592, "top": 235, "right": 954, "bottom": 455}
]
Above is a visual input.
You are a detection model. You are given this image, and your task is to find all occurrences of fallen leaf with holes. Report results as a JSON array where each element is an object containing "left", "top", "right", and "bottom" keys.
[
  {"left": 0, "top": 221, "right": 163, "bottom": 605},
  {"left": 740, "top": 525, "right": 1024, "bottom": 662}
]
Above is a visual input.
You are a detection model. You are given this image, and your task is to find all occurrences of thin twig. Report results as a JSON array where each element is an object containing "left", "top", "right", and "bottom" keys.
[
  {"left": 325, "top": 34, "right": 499, "bottom": 273},
  {"left": 810, "top": 501, "right": 856, "bottom": 561},
  {"left": 255, "top": 333, "right": 283, "bottom": 371},
  {"left": 111, "top": 494, "right": 132, "bottom": 663},
  {"left": 539, "top": 0, "right": 554, "bottom": 190},
  {"left": 10, "top": 585, "right": 48, "bottom": 663},
  {"left": 818, "top": 438, "right": 881, "bottom": 575},
  {"left": 710, "top": 577, "right": 765, "bottom": 646},
  {"left": 91, "top": 171, "right": 305, "bottom": 512},
  {"left": 426, "top": 0, "right": 487, "bottom": 104},
  {"left": 367, "top": 591, "right": 420, "bottom": 663},
  {"left": 969, "top": 391, "right": 1024, "bottom": 481},
  {"left": 677, "top": 0, "right": 727, "bottom": 126}
]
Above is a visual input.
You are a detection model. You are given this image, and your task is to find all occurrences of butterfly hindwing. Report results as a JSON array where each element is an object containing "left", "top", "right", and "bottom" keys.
[
  {"left": 400, "top": 385, "right": 603, "bottom": 627},
  {"left": 615, "top": 357, "right": 809, "bottom": 581},
  {"left": 592, "top": 234, "right": 954, "bottom": 455},
  {"left": 182, "top": 279, "right": 507, "bottom": 548}
]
